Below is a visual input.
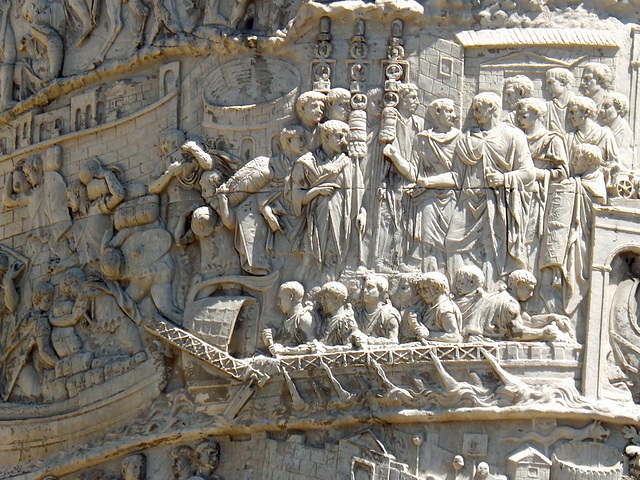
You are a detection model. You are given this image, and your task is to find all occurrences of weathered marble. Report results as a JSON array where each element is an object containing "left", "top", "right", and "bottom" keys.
[{"left": 2, "top": 0, "right": 640, "bottom": 478}]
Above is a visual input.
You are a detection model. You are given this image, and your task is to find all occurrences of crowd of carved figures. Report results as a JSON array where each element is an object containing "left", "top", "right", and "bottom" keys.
[
  {"left": 0, "top": 58, "right": 635, "bottom": 403},
  {"left": 0, "top": 0, "right": 296, "bottom": 108}
]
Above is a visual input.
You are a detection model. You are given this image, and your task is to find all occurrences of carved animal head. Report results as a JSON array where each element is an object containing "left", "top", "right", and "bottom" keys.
[{"left": 590, "top": 421, "right": 611, "bottom": 442}]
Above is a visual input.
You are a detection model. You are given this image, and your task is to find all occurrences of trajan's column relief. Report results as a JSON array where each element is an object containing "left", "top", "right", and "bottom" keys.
[{"left": 2, "top": 0, "right": 640, "bottom": 478}]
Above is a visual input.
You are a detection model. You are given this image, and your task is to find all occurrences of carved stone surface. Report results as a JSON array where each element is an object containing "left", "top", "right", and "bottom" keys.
[{"left": 2, "top": 0, "right": 640, "bottom": 478}]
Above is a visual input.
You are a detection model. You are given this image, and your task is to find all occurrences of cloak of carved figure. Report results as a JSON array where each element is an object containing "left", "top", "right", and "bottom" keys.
[
  {"left": 148, "top": 0, "right": 182, "bottom": 45},
  {"left": 3, "top": 151, "right": 72, "bottom": 258},
  {"left": 516, "top": 98, "right": 569, "bottom": 271},
  {"left": 19, "top": 0, "right": 64, "bottom": 82},
  {"left": 446, "top": 92, "right": 535, "bottom": 286},
  {"left": 0, "top": 274, "right": 49, "bottom": 401},
  {"left": 539, "top": 143, "right": 607, "bottom": 317},
  {"left": 545, "top": 67, "right": 575, "bottom": 135},
  {"left": 101, "top": 219, "right": 184, "bottom": 324},
  {"left": 600, "top": 92, "right": 634, "bottom": 170},
  {"left": 453, "top": 265, "right": 487, "bottom": 339},
  {"left": 291, "top": 120, "right": 365, "bottom": 282},
  {"left": 470, "top": 270, "right": 569, "bottom": 342},
  {"left": 52, "top": 267, "right": 143, "bottom": 357},
  {"left": 267, "top": 281, "right": 316, "bottom": 353},
  {"left": 318, "top": 281, "right": 360, "bottom": 348},
  {"left": 214, "top": 126, "right": 306, "bottom": 275},
  {"left": 410, "top": 272, "right": 462, "bottom": 343},
  {"left": 384, "top": 98, "right": 461, "bottom": 272},
  {"left": 503, "top": 75, "right": 533, "bottom": 127},
  {"left": 355, "top": 274, "right": 400, "bottom": 347}
]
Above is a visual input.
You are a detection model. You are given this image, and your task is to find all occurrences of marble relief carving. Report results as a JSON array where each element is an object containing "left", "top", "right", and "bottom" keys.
[{"left": 1, "top": 0, "right": 640, "bottom": 478}]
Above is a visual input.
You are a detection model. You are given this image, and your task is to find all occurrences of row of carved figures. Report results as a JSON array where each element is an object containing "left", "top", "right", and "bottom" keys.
[
  {"left": 39, "top": 440, "right": 222, "bottom": 479},
  {"left": 0, "top": 0, "right": 291, "bottom": 108},
  {"left": 262, "top": 268, "right": 575, "bottom": 356}
]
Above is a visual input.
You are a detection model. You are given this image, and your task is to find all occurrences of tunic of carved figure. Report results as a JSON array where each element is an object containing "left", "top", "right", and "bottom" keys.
[
  {"left": 446, "top": 124, "right": 534, "bottom": 282},
  {"left": 419, "top": 297, "right": 463, "bottom": 342},
  {"left": 359, "top": 301, "right": 400, "bottom": 343},
  {"left": 470, "top": 290, "right": 520, "bottom": 339},
  {"left": 547, "top": 97, "right": 573, "bottom": 136},
  {"left": 279, "top": 306, "right": 316, "bottom": 346},
  {"left": 539, "top": 170, "right": 607, "bottom": 316},
  {"left": 456, "top": 289, "right": 486, "bottom": 338},
  {"left": 198, "top": 223, "right": 241, "bottom": 278},
  {"left": 405, "top": 129, "right": 461, "bottom": 269},
  {"left": 292, "top": 149, "right": 363, "bottom": 274},
  {"left": 392, "top": 113, "right": 424, "bottom": 262},
  {"left": 76, "top": 280, "right": 143, "bottom": 356},
  {"left": 525, "top": 130, "right": 568, "bottom": 269},
  {"left": 321, "top": 305, "right": 358, "bottom": 347}
]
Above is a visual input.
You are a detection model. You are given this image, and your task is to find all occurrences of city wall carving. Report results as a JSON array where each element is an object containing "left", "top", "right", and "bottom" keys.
[{"left": 2, "top": 0, "right": 640, "bottom": 478}]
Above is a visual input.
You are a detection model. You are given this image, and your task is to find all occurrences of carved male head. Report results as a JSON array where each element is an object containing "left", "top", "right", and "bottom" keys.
[
  {"left": 171, "top": 446, "right": 196, "bottom": 479},
  {"left": 22, "top": 155, "right": 43, "bottom": 187},
  {"left": 366, "top": 88, "right": 383, "bottom": 119},
  {"left": 508, "top": 269, "right": 537, "bottom": 302},
  {"left": 516, "top": 98, "right": 547, "bottom": 132},
  {"left": 580, "top": 62, "right": 614, "bottom": 98},
  {"left": 195, "top": 440, "right": 220, "bottom": 475},
  {"left": 33, "top": 280, "right": 55, "bottom": 312},
  {"left": 12, "top": 168, "right": 28, "bottom": 193},
  {"left": 454, "top": 265, "right": 485, "bottom": 297},
  {"left": 503, "top": 75, "right": 534, "bottom": 108},
  {"left": 320, "top": 120, "right": 349, "bottom": 155},
  {"left": 191, "top": 206, "right": 217, "bottom": 237},
  {"left": 567, "top": 96, "right": 598, "bottom": 128},
  {"left": 320, "top": 281, "right": 348, "bottom": 316},
  {"left": 159, "top": 129, "right": 186, "bottom": 157},
  {"left": 472, "top": 92, "right": 501, "bottom": 127},
  {"left": 280, "top": 125, "right": 307, "bottom": 158},
  {"left": 476, "top": 462, "right": 490, "bottom": 480},
  {"left": 428, "top": 98, "right": 457, "bottom": 131},
  {"left": 61, "top": 268, "right": 86, "bottom": 297},
  {"left": 546, "top": 68, "right": 574, "bottom": 99},
  {"left": 296, "top": 91, "right": 326, "bottom": 129},
  {"left": 600, "top": 92, "right": 629, "bottom": 125},
  {"left": 101, "top": 248, "right": 124, "bottom": 281},
  {"left": 121, "top": 454, "right": 146, "bottom": 480},
  {"left": 571, "top": 143, "right": 603, "bottom": 176},
  {"left": 363, "top": 274, "right": 389, "bottom": 307},
  {"left": 416, "top": 272, "right": 450, "bottom": 304},
  {"left": 326, "top": 88, "right": 351, "bottom": 122},
  {"left": 398, "top": 83, "right": 419, "bottom": 116},
  {"left": 66, "top": 180, "right": 88, "bottom": 214},
  {"left": 278, "top": 281, "right": 305, "bottom": 315},
  {"left": 453, "top": 455, "right": 465, "bottom": 471}
]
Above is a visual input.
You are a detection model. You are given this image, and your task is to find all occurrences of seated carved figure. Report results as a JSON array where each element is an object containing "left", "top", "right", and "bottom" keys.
[
  {"left": 52, "top": 267, "right": 143, "bottom": 357},
  {"left": 410, "top": 272, "right": 463, "bottom": 344},
  {"left": 2, "top": 280, "right": 58, "bottom": 400},
  {"left": 471, "top": 270, "right": 571, "bottom": 342},
  {"left": 262, "top": 281, "right": 317, "bottom": 356},
  {"left": 355, "top": 274, "right": 400, "bottom": 347},
  {"left": 318, "top": 281, "right": 360, "bottom": 349},
  {"left": 453, "top": 265, "right": 487, "bottom": 340}
]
